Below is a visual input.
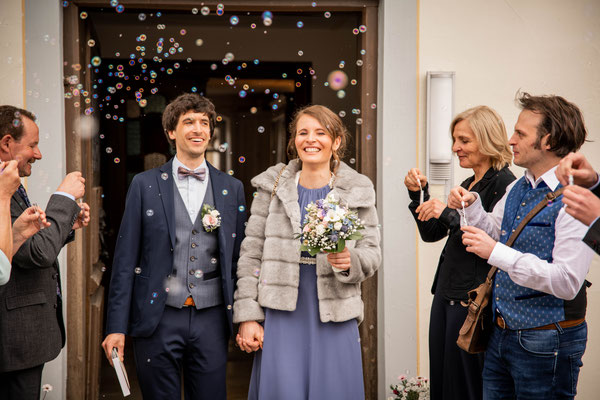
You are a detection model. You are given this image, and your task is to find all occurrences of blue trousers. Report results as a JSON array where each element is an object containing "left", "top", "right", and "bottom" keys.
[
  {"left": 483, "top": 322, "right": 587, "bottom": 400},
  {"left": 133, "top": 305, "right": 229, "bottom": 400}
]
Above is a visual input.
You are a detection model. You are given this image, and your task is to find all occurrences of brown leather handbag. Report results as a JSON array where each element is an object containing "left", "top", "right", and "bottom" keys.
[{"left": 456, "top": 187, "right": 564, "bottom": 354}]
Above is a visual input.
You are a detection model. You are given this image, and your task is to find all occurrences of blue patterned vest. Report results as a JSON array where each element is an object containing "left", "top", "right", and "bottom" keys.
[{"left": 493, "top": 177, "right": 566, "bottom": 329}]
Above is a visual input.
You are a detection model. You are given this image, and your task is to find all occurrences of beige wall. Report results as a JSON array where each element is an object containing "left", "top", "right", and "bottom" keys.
[
  {"left": 418, "top": 0, "right": 600, "bottom": 397},
  {"left": 0, "top": 0, "right": 24, "bottom": 106}
]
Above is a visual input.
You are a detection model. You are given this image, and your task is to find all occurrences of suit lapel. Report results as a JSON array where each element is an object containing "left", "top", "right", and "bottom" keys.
[
  {"left": 207, "top": 163, "right": 228, "bottom": 265},
  {"left": 11, "top": 193, "right": 28, "bottom": 214},
  {"left": 157, "top": 159, "right": 176, "bottom": 249}
]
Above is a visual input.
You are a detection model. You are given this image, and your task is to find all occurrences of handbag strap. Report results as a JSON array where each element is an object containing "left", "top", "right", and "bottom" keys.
[{"left": 484, "top": 186, "right": 565, "bottom": 280}]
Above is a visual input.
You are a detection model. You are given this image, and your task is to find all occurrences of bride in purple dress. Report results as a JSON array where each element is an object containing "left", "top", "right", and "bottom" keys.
[{"left": 233, "top": 105, "right": 381, "bottom": 400}]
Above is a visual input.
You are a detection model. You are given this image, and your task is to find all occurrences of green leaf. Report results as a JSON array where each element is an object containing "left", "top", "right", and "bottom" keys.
[
  {"left": 346, "top": 232, "right": 363, "bottom": 241},
  {"left": 336, "top": 239, "right": 346, "bottom": 252},
  {"left": 307, "top": 247, "right": 319, "bottom": 256}
]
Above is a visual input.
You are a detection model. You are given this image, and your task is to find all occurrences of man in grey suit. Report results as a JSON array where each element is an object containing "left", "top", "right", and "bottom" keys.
[
  {"left": 0, "top": 106, "right": 91, "bottom": 400},
  {"left": 556, "top": 152, "right": 600, "bottom": 254}
]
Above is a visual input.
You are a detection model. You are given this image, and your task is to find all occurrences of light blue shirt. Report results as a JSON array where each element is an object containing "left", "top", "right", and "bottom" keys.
[
  {"left": 172, "top": 156, "right": 209, "bottom": 223},
  {"left": 0, "top": 249, "right": 11, "bottom": 285}
]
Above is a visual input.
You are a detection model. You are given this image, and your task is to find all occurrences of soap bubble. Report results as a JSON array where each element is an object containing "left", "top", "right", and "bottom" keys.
[{"left": 327, "top": 70, "right": 348, "bottom": 90}]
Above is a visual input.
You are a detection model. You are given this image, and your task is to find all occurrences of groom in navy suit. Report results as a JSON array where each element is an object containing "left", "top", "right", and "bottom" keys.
[{"left": 102, "top": 94, "right": 246, "bottom": 399}]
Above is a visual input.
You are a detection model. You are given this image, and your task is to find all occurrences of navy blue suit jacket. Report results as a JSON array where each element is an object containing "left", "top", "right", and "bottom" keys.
[{"left": 105, "top": 159, "right": 246, "bottom": 337}]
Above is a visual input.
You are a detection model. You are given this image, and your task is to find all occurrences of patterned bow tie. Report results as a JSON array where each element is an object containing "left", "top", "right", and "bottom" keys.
[{"left": 178, "top": 166, "right": 206, "bottom": 181}]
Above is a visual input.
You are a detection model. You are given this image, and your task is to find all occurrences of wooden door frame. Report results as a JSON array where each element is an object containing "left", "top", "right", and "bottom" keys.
[{"left": 64, "top": 1, "right": 378, "bottom": 398}]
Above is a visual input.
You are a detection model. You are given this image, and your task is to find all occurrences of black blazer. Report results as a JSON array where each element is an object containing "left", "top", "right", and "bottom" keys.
[
  {"left": 408, "top": 166, "right": 515, "bottom": 301},
  {"left": 582, "top": 183, "right": 600, "bottom": 254},
  {"left": 0, "top": 193, "right": 80, "bottom": 373}
]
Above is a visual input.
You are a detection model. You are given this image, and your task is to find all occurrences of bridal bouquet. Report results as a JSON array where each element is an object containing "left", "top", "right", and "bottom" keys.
[{"left": 297, "top": 192, "right": 364, "bottom": 256}]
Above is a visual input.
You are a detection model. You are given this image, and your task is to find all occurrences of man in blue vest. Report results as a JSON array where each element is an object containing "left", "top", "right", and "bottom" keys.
[
  {"left": 448, "top": 93, "right": 595, "bottom": 399},
  {"left": 102, "top": 94, "right": 246, "bottom": 399}
]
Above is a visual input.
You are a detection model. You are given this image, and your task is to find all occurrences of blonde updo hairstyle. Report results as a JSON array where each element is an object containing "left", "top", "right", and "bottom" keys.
[
  {"left": 450, "top": 105, "right": 513, "bottom": 171},
  {"left": 287, "top": 105, "right": 348, "bottom": 172}
]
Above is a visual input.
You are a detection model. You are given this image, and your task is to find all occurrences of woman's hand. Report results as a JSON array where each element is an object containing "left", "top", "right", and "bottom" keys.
[
  {"left": 448, "top": 186, "right": 475, "bottom": 209},
  {"left": 404, "top": 168, "right": 427, "bottom": 192},
  {"left": 327, "top": 247, "right": 351, "bottom": 271},
  {"left": 236, "top": 321, "right": 264, "bottom": 353},
  {"left": 415, "top": 199, "right": 446, "bottom": 221}
]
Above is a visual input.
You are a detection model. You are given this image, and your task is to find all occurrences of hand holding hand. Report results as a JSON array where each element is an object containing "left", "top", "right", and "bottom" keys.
[
  {"left": 236, "top": 321, "right": 264, "bottom": 353},
  {"left": 556, "top": 152, "right": 598, "bottom": 188},
  {"left": 72, "top": 202, "right": 91, "bottom": 230},
  {"left": 415, "top": 198, "right": 446, "bottom": 221},
  {"left": 562, "top": 185, "right": 600, "bottom": 226},
  {"left": 327, "top": 247, "right": 351, "bottom": 271},
  {"left": 0, "top": 160, "right": 21, "bottom": 200},
  {"left": 461, "top": 226, "right": 496, "bottom": 260},
  {"left": 57, "top": 171, "right": 85, "bottom": 200},
  {"left": 102, "top": 333, "right": 125, "bottom": 367},
  {"left": 448, "top": 186, "right": 475, "bottom": 209},
  {"left": 404, "top": 168, "right": 427, "bottom": 192}
]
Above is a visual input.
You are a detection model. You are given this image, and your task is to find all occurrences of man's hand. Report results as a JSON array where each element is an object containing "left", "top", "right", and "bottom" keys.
[
  {"left": 72, "top": 202, "right": 90, "bottom": 230},
  {"left": 0, "top": 161, "right": 21, "bottom": 200},
  {"left": 448, "top": 186, "right": 476, "bottom": 209},
  {"left": 236, "top": 321, "right": 264, "bottom": 353},
  {"left": 404, "top": 168, "right": 428, "bottom": 192},
  {"left": 461, "top": 226, "right": 497, "bottom": 260},
  {"left": 102, "top": 333, "right": 125, "bottom": 367},
  {"left": 556, "top": 152, "right": 598, "bottom": 188},
  {"left": 327, "top": 247, "right": 351, "bottom": 271},
  {"left": 562, "top": 185, "right": 600, "bottom": 226},
  {"left": 12, "top": 206, "right": 51, "bottom": 254},
  {"left": 415, "top": 198, "right": 446, "bottom": 221},
  {"left": 57, "top": 171, "right": 85, "bottom": 200}
]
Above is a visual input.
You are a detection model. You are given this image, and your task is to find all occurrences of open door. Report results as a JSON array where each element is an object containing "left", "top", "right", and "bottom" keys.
[{"left": 63, "top": 1, "right": 378, "bottom": 398}]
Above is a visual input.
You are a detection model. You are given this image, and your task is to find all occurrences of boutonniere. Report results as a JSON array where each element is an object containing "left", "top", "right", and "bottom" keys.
[{"left": 201, "top": 204, "right": 221, "bottom": 232}]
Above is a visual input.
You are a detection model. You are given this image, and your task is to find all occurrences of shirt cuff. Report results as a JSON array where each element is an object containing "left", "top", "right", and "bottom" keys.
[
  {"left": 54, "top": 191, "right": 76, "bottom": 201},
  {"left": 589, "top": 216, "right": 600, "bottom": 228},
  {"left": 488, "top": 242, "right": 519, "bottom": 272},
  {"left": 588, "top": 173, "right": 600, "bottom": 191}
]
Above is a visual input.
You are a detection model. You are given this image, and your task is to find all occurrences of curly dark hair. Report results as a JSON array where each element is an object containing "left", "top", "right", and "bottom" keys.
[
  {"left": 0, "top": 105, "right": 36, "bottom": 141},
  {"left": 161, "top": 94, "right": 217, "bottom": 148},
  {"left": 517, "top": 92, "right": 587, "bottom": 157}
]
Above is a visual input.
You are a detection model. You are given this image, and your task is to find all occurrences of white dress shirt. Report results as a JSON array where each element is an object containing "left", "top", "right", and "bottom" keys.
[
  {"left": 172, "top": 156, "right": 209, "bottom": 224},
  {"left": 0, "top": 249, "right": 11, "bottom": 285},
  {"left": 465, "top": 166, "right": 594, "bottom": 300}
]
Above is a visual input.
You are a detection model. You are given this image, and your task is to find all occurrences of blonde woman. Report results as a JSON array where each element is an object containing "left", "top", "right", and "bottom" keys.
[
  {"left": 404, "top": 106, "right": 514, "bottom": 400},
  {"left": 234, "top": 105, "right": 381, "bottom": 399}
]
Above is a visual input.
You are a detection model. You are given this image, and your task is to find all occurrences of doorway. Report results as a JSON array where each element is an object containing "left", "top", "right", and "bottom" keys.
[{"left": 63, "top": 2, "right": 377, "bottom": 399}]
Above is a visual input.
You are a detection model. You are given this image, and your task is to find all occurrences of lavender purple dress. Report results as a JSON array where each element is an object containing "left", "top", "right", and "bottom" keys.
[{"left": 247, "top": 183, "right": 365, "bottom": 400}]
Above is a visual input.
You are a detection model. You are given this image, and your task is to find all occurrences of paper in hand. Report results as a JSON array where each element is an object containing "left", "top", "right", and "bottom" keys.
[{"left": 112, "top": 348, "right": 131, "bottom": 397}]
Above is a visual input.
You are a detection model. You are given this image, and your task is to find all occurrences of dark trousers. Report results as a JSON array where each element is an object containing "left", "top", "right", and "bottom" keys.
[
  {"left": 133, "top": 305, "right": 229, "bottom": 400},
  {"left": 483, "top": 322, "right": 587, "bottom": 399},
  {"left": 0, "top": 364, "right": 44, "bottom": 400},
  {"left": 429, "top": 293, "right": 484, "bottom": 400}
]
